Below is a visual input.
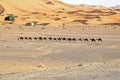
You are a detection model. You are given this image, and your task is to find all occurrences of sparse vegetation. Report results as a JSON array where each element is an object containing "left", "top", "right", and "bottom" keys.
[
  {"left": 4, "top": 15, "right": 15, "bottom": 22},
  {"left": 26, "top": 17, "right": 30, "bottom": 19},
  {"left": 78, "top": 64, "right": 83, "bottom": 66},
  {"left": 37, "top": 64, "right": 45, "bottom": 68}
]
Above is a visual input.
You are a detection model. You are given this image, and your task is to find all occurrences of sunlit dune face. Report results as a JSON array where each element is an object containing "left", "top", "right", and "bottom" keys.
[{"left": 0, "top": 0, "right": 120, "bottom": 26}]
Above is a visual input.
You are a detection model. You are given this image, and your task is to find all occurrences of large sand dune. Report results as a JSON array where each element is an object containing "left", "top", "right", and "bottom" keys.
[{"left": 0, "top": 0, "right": 120, "bottom": 26}]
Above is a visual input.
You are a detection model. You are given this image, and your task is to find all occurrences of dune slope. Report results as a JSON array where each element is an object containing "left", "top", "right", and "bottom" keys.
[
  {"left": 0, "top": 0, "right": 120, "bottom": 26},
  {"left": 0, "top": 5, "right": 4, "bottom": 14}
]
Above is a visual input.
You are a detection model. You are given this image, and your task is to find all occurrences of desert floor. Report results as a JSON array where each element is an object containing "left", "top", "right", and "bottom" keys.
[{"left": 0, "top": 25, "right": 120, "bottom": 80}]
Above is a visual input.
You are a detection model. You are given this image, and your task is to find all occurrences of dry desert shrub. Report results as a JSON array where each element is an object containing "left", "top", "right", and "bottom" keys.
[
  {"left": 37, "top": 64, "right": 45, "bottom": 68},
  {"left": 78, "top": 64, "right": 83, "bottom": 66},
  {"left": 26, "top": 17, "right": 30, "bottom": 19}
]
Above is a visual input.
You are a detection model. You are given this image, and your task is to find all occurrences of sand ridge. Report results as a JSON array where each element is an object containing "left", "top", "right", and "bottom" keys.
[{"left": 0, "top": 0, "right": 120, "bottom": 26}]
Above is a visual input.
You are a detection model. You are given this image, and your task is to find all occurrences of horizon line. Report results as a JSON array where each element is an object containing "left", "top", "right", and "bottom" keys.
[{"left": 59, "top": 0, "right": 120, "bottom": 7}]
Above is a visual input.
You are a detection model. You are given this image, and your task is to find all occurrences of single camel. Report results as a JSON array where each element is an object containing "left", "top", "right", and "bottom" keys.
[
  {"left": 83, "top": 38, "right": 89, "bottom": 42},
  {"left": 96, "top": 38, "right": 102, "bottom": 42},
  {"left": 90, "top": 38, "right": 96, "bottom": 42}
]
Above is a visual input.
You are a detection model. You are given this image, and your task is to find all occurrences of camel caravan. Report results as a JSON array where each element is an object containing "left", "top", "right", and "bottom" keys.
[{"left": 18, "top": 36, "right": 102, "bottom": 42}]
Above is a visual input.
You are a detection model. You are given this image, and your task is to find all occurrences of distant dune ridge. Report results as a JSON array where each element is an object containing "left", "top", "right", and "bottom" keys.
[{"left": 0, "top": 0, "right": 120, "bottom": 26}]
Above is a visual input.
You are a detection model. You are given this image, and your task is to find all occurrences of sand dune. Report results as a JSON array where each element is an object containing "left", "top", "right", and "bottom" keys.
[{"left": 0, "top": 0, "right": 120, "bottom": 26}]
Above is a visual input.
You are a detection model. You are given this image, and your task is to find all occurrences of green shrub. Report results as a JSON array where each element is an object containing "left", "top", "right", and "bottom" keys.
[{"left": 4, "top": 15, "right": 15, "bottom": 21}]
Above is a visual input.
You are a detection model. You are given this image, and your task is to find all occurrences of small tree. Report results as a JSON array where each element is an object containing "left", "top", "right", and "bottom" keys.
[{"left": 4, "top": 15, "right": 15, "bottom": 22}]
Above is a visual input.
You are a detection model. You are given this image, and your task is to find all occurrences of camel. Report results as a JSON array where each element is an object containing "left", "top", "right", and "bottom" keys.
[
  {"left": 62, "top": 37, "right": 66, "bottom": 41},
  {"left": 25, "top": 37, "right": 28, "bottom": 40},
  {"left": 78, "top": 38, "right": 82, "bottom": 42},
  {"left": 72, "top": 38, "right": 76, "bottom": 41},
  {"left": 28, "top": 37, "right": 32, "bottom": 40},
  {"left": 53, "top": 38, "right": 57, "bottom": 41},
  {"left": 90, "top": 38, "right": 96, "bottom": 42},
  {"left": 83, "top": 38, "right": 89, "bottom": 42},
  {"left": 19, "top": 37, "right": 23, "bottom": 40},
  {"left": 39, "top": 37, "right": 43, "bottom": 40},
  {"left": 96, "top": 38, "right": 102, "bottom": 42},
  {"left": 33, "top": 37, "right": 38, "bottom": 40},
  {"left": 18, "top": 37, "right": 23, "bottom": 41},
  {"left": 48, "top": 37, "right": 52, "bottom": 40},
  {"left": 43, "top": 37, "right": 47, "bottom": 40},
  {"left": 58, "top": 38, "right": 61, "bottom": 41},
  {"left": 67, "top": 38, "right": 72, "bottom": 41},
  {"left": 17, "top": 36, "right": 102, "bottom": 43}
]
